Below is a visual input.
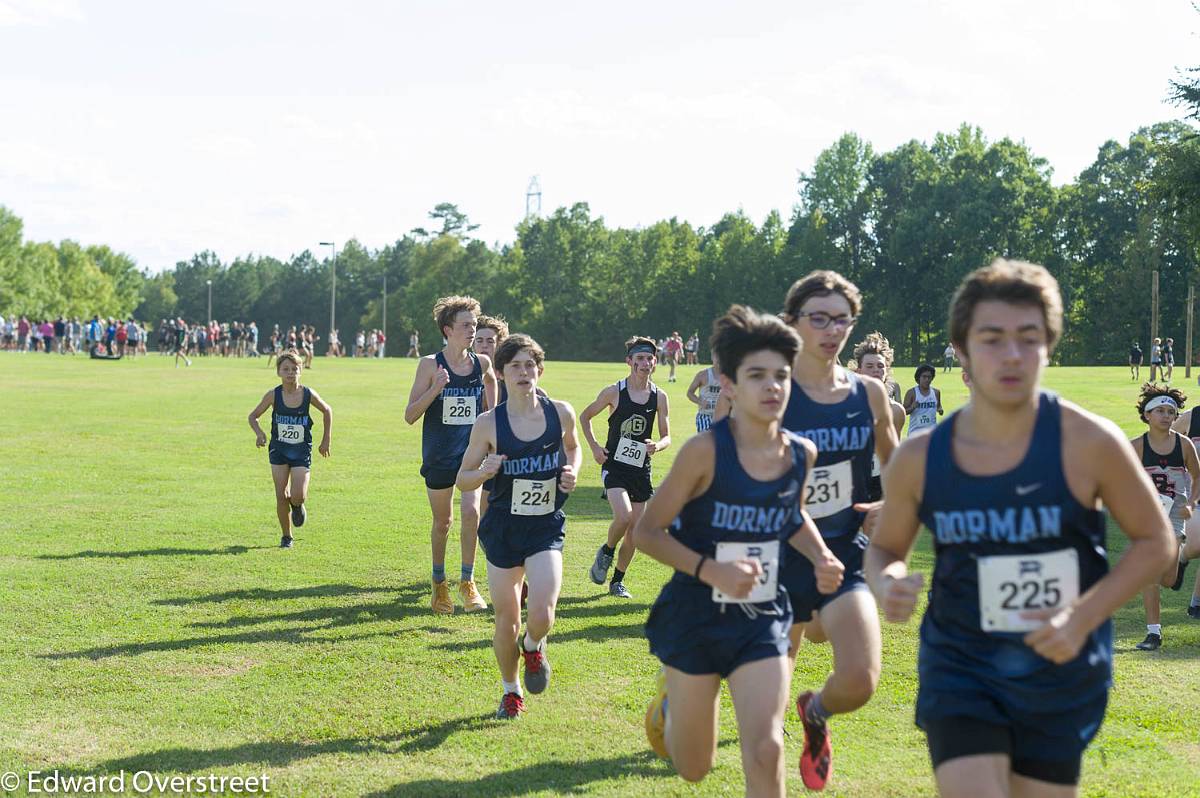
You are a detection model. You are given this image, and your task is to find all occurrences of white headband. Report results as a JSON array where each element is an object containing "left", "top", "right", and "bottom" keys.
[{"left": 1145, "top": 395, "right": 1179, "bottom": 413}]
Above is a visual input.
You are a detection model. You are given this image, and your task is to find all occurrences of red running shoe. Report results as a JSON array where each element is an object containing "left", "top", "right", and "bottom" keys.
[
  {"left": 796, "top": 691, "right": 833, "bottom": 791},
  {"left": 495, "top": 691, "right": 524, "bottom": 720}
]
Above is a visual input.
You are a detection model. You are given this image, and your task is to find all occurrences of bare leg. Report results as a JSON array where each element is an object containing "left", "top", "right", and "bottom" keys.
[
  {"left": 460, "top": 487, "right": 480, "bottom": 569},
  {"left": 271, "top": 464, "right": 292, "bottom": 536},
  {"left": 728, "top": 656, "right": 789, "bottom": 798},
  {"left": 663, "top": 667, "right": 722, "bottom": 783},
  {"left": 487, "top": 560, "right": 523, "bottom": 685},
  {"left": 935, "top": 754, "right": 1010, "bottom": 798},
  {"left": 524, "top": 549, "right": 563, "bottom": 643},
  {"left": 426, "top": 486, "right": 454, "bottom": 574}
]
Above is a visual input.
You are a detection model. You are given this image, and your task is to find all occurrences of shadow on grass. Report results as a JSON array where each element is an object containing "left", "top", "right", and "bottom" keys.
[
  {"left": 154, "top": 583, "right": 412, "bottom": 607},
  {"left": 41, "top": 583, "right": 435, "bottom": 660},
  {"left": 45, "top": 715, "right": 493, "bottom": 775},
  {"left": 366, "top": 752, "right": 671, "bottom": 798},
  {"left": 37, "top": 546, "right": 267, "bottom": 560},
  {"left": 430, "top": 621, "right": 647, "bottom": 651}
]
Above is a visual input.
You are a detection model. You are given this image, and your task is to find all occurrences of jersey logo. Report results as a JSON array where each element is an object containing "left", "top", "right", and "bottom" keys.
[
  {"left": 1015, "top": 483, "right": 1042, "bottom": 496},
  {"left": 846, "top": 411, "right": 861, "bottom": 419},
  {"left": 542, "top": 442, "right": 556, "bottom": 450},
  {"left": 621, "top": 415, "right": 648, "bottom": 439}
]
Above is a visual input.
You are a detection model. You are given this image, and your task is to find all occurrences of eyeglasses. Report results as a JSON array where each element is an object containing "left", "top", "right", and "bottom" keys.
[{"left": 797, "top": 312, "right": 857, "bottom": 330}]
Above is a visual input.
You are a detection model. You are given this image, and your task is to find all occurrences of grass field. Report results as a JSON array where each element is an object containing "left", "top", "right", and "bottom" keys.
[{"left": 1, "top": 355, "right": 1197, "bottom": 797}]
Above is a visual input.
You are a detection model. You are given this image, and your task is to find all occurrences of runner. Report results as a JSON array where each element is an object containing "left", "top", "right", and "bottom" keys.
[
  {"left": 173, "top": 318, "right": 191, "bottom": 368},
  {"left": 685, "top": 357, "right": 723, "bottom": 432},
  {"left": 904, "top": 365, "right": 942, "bottom": 437},
  {"left": 1170, "top": 402, "right": 1200, "bottom": 620},
  {"left": 777, "top": 270, "right": 899, "bottom": 792},
  {"left": 866, "top": 258, "right": 1174, "bottom": 798},
  {"left": 1129, "top": 340, "right": 1143, "bottom": 381},
  {"left": 408, "top": 329, "right": 421, "bottom": 358},
  {"left": 1131, "top": 383, "right": 1199, "bottom": 650},
  {"left": 247, "top": 350, "right": 333, "bottom": 548},
  {"left": 1150, "top": 337, "right": 1162, "bottom": 382},
  {"left": 852, "top": 332, "right": 907, "bottom": 502},
  {"left": 942, "top": 342, "right": 955, "bottom": 372},
  {"left": 581, "top": 336, "right": 671, "bottom": 599},
  {"left": 405, "top": 295, "right": 497, "bottom": 615},
  {"left": 637, "top": 305, "right": 843, "bottom": 796},
  {"left": 456, "top": 334, "right": 581, "bottom": 719},
  {"left": 1163, "top": 337, "right": 1175, "bottom": 383},
  {"left": 685, "top": 332, "right": 699, "bottom": 366},
  {"left": 665, "top": 332, "right": 683, "bottom": 383}
]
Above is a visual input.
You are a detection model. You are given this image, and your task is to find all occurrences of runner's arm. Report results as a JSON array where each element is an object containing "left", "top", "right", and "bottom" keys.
[
  {"left": 648, "top": 390, "right": 671, "bottom": 454},
  {"left": 1183, "top": 435, "right": 1200, "bottom": 510},
  {"left": 578, "top": 385, "right": 618, "bottom": 462},
  {"left": 309, "top": 390, "right": 333, "bottom": 457},
  {"left": 685, "top": 370, "right": 705, "bottom": 405},
  {"left": 865, "top": 436, "right": 929, "bottom": 622},
  {"left": 479, "top": 353, "right": 497, "bottom": 411},
  {"left": 456, "top": 412, "right": 499, "bottom": 491},
  {"left": 247, "top": 391, "right": 274, "bottom": 441},
  {"left": 557, "top": 401, "right": 583, "bottom": 492},
  {"left": 404, "top": 356, "right": 441, "bottom": 424},
  {"left": 903, "top": 388, "right": 916, "bottom": 415},
  {"left": 712, "top": 389, "right": 733, "bottom": 423}
]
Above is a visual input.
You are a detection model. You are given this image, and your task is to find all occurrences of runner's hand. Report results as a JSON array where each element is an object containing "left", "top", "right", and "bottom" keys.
[
  {"left": 558, "top": 464, "right": 577, "bottom": 493},
  {"left": 644, "top": 439, "right": 657, "bottom": 457},
  {"left": 880, "top": 573, "right": 924, "bottom": 623},
  {"left": 434, "top": 367, "right": 451, "bottom": 391},
  {"left": 255, "top": 431, "right": 267, "bottom": 448},
  {"left": 813, "top": 550, "right": 845, "bottom": 594},
  {"left": 1022, "top": 605, "right": 1087, "bottom": 664},
  {"left": 481, "top": 453, "right": 507, "bottom": 476},
  {"left": 590, "top": 442, "right": 608, "bottom": 466},
  {"left": 705, "top": 559, "right": 763, "bottom": 599},
  {"left": 319, "top": 439, "right": 330, "bottom": 458},
  {"left": 852, "top": 501, "right": 883, "bottom": 538}
]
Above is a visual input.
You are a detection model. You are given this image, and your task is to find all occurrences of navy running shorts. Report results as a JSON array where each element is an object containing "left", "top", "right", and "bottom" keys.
[
  {"left": 646, "top": 578, "right": 792, "bottom": 678},
  {"left": 781, "top": 530, "right": 870, "bottom": 622},
  {"left": 269, "top": 446, "right": 312, "bottom": 469},
  {"left": 477, "top": 513, "right": 565, "bottom": 570},
  {"left": 421, "top": 465, "right": 459, "bottom": 491}
]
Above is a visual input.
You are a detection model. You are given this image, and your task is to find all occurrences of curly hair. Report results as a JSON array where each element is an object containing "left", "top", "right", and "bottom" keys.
[
  {"left": 1136, "top": 382, "right": 1187, "bottom": 421},
  {"left": 432, "top": 295, "right": 481, "bottom": 336},
  {"left": 852, "top": 331, "right": 894, "bottom": 368}
]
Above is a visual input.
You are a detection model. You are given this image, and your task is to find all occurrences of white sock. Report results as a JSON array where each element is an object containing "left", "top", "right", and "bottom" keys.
[
  {"left": 1148, "top": 624, "right": 1162, "bottom": 636},
  {"left": 502, "top": 679, "right": 522, "bottom": 696},
  {"left": 523, "top": 631, "right": 543, "bottom": 652},
  {"left": 1191, "top": 596, "right": 1200, "bottom": 607}
]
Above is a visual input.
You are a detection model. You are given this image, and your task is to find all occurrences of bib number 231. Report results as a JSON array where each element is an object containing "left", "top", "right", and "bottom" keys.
[
  {"left": 977, "top": 548, "right": 1079, "bottom": 633},
  {"left": 805, "top": 460, "right": 853, "bottom": 519}
]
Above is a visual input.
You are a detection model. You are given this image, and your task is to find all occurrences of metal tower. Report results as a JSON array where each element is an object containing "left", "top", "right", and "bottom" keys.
[{"left": 525, "top": 176, "right": 542, "bottom": 219}]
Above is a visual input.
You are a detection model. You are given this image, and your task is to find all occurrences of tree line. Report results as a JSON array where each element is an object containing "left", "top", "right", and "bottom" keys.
[{"left": 2, "top": 104, "right": 1197, "bottom": 367}]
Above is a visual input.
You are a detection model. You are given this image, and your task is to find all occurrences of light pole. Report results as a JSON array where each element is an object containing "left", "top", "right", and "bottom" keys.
[
  {"left": 381, "top": 272, "right": 387, "bottom": 357},
  {"left": 206, "top": 279, "right": 212, "bottom": 325},
  {"left": 320, "top": 242, "right": 336, "bottom": 349}
]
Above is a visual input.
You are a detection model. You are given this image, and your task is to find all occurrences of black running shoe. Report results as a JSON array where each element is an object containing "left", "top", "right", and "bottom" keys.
[
  {"left": 280, "top": 535, "right": 293, "bottom": 549},
  {"left": 1188, "top": 604, "right": 1200, "bottom": 620},
  {"left": 291, "top": 502, "right": 306, "bottom": 528},
  {"left": 522, "top": 637, "right": 551, "bottom": 694},
  {"left": 1135, "top": 632, "right": 1162, "bottom": 651},
  {"left": 1171, "top": 558, "right": 1189, "bottom": 591}
]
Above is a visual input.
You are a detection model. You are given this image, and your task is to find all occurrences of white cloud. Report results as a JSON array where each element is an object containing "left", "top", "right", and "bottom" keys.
[{"left": 0, "top": 0, "right": 83, "bottom": 27}]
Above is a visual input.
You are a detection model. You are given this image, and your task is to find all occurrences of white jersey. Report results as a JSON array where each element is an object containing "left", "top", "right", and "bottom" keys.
[
  {"left": 695, "top": 368, "right": 722, "bottom": 431},
  {"left": 908, "top": 386, "right": 938, "bottom": 437}
]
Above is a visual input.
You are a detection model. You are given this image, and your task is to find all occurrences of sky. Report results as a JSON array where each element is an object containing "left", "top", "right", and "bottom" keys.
[{"left": 1, "top": 0, "right": 1197, "bottom": 272}]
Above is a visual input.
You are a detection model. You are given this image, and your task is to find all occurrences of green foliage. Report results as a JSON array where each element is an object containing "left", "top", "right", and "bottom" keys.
[{"left": 3, "top": 115, "right": 1199, "bottom": 365}]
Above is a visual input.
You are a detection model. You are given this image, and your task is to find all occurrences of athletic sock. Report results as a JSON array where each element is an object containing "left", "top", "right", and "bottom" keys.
[
  {"left": 523, "top": 630, "right": 543, "bottom": 652},
  {"left": 461, "top": 564, "right": 474, "bottom": 582},
  {"left": 601, "top": 543, "right": 615, "bottom": 557},
  {"left": 612, "top": 568, "right": 626, "bottom": 585},
  {"left": 502, "top": 679, "right": 522, "bottom": 697},
  {"left": 806, "top": 691, "right": 831, "bottom": 726},
  {"left": 1191, "top": 596, "right": 1200, "bottom": 608},
  {"left": 432, "top": 564, "right": 446, "bottom": 584},
  {"left": 1147, "top": 624, "right": 1162, "bottom": 636}
]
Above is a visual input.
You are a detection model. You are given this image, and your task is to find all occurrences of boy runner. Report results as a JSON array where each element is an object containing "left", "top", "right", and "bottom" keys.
[
  {"left": 777, "top": 270, "right": 899, "bottom": 791},
  {"left": 405, "top": 295, "right": 497, "bottom": 615},
  {"left": 686, "top": 359, "right": 724, "bottom": 432},
  {"left": 852, "top": 332, "right": 907, "bottom": 502},
  {"left": 1131, "top": 383, "right": 1199, "bottom": 650},
  {"left": 581, "top": 336, "right": 671, "bottom": 599},
  {"left": 866, "top": 259, "right": 1174, "bottom": 797},
  {"left": 904, "top": 365, "right": 942, "bottom": 437},
  {"left": 637, "top": 305, "right": 843, "bottom": 796},
  {"left": 457, "top": 334, "right": 581, "bottom": 719},
  {"left": 247, "top": 350, "right": 333, "bottom": 548}
]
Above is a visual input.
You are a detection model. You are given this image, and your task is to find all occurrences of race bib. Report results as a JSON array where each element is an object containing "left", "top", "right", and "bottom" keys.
[
  {"left": 441, "top": 395, "right": 477, "bottom": 425},
  {"left": 1158, "top": 493, "right": 1175, "bottom": 515},
  {"left": 276, "top": 423, "right": 305, "bottom": 443},
  {"left": 613, "top": 437, "right": 648, "bottom": 468},
  {"left": 805, "top": 460, "right": 853, "bottom": 519},
  {"left": 511, "top": 478, "right": 555, "bottom": 516},
  {"left": 712, "top": 540, "right": 780, "bottom": 604},
  {"left": 977, "top": 548, "right": 1079, "bottom": 633}
]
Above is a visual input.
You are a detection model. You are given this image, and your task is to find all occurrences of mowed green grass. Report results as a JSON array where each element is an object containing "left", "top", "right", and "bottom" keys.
[{"left": 0, "top": 355, "right": 1197, "bottom": 798}]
